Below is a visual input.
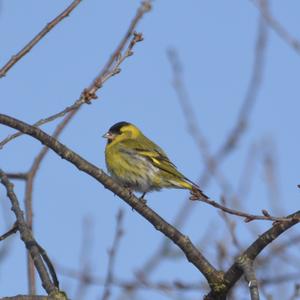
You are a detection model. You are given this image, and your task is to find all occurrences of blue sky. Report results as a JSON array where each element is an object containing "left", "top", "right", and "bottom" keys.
[{"left": 1, "top": 1, "right": 300, "bottom": 299}]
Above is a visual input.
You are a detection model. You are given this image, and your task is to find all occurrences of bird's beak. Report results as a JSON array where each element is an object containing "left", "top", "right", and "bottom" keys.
[
  {"left": 102, "top": 132, "right": 111, "bottom": 139},
  {"left": 102, "top": 131, "right": 114, "bottom": 140}
]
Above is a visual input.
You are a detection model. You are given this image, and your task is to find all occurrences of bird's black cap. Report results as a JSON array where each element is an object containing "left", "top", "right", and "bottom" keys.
[{"left": 109, "top": 121, "right": 130, "bottom": 134}]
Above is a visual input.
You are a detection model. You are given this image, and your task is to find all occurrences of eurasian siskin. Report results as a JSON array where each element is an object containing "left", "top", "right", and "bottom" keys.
[{"left": 103, "top": 122, "right": 207, "bottom": 199}]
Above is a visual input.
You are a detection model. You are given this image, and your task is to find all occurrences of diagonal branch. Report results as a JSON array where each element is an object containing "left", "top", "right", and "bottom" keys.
[
  {"left": 0, "top": 0, "right": 82, "bottom": 78},
  {"left": 0, "top": 113, "right": 223, "bottom": 291}
]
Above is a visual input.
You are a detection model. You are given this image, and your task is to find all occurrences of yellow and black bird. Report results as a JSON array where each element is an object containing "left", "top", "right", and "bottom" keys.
[{"left": 103, "top": 122, "right": 208, "bottom": 199}]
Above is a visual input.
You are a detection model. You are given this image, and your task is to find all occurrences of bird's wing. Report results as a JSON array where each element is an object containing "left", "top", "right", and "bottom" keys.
[
  {"left": 119, "top": 139, "right": 199, "bottom": 188},
  {"left": 136, "top": 148, "right": 201, "bottom": 188},
  {"left": 132, "top": 146, "right": 191, "bottom": 181}
]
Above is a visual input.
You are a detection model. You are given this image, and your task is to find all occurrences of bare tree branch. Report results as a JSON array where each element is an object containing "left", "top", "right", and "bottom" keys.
[
  {"left": 0, "top": 0, "right": 82, "bottom": 78},
  {"left": 0, "top": 170, "right": 61, "bottom": 297},
  {"left": 191, "top": 191, "right": 295, "bottom": 223}
]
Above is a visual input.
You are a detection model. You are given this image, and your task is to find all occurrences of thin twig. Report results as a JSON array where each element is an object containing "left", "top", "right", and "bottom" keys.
[
  {"left": 0, "top": 223, "right": 18, "bottom": 241},
  {"left": 251, "top": 0, "right": 300, "bottom": 54},
  {"left": 99, "top": 1, "right": 151, "bottom": 79},
  {"left": 101, "top": 210, "right": 124, "bottom": 300},
  {"left": 0, "top": 0, "right": 82, "bottom": 78},
  {"left": 190, "top": 191, "right": 295, "bottom": 223},
  {"left": 6, "top": 173, "right": 28, "bottom": 180},
  {"left": 0, "top": 1, "right": 151, "bottom": 149}
]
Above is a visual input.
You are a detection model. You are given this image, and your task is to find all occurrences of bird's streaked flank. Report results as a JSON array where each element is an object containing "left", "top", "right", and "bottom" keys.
[{"left": 103, "top": 122, "right": 208, "bottom": 200}]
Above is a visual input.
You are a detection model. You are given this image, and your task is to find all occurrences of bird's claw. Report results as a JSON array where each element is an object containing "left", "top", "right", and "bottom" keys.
[
  {"left": 139, "top": 197, "right": 147, "bottom": 205},
  {"left": 190, "top": 187, "right": 208, "bottom": 201},
  {"left": 190, "top": 189, "right": 200, "bottom": 200}
]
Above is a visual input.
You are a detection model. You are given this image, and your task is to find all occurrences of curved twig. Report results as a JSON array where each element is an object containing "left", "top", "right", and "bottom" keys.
[
  {"left": 191, "top": 191, "right": 296, "bottom": 223},
  {"left": 0, "top": 0, "right": 82, "bottom": 78}
]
